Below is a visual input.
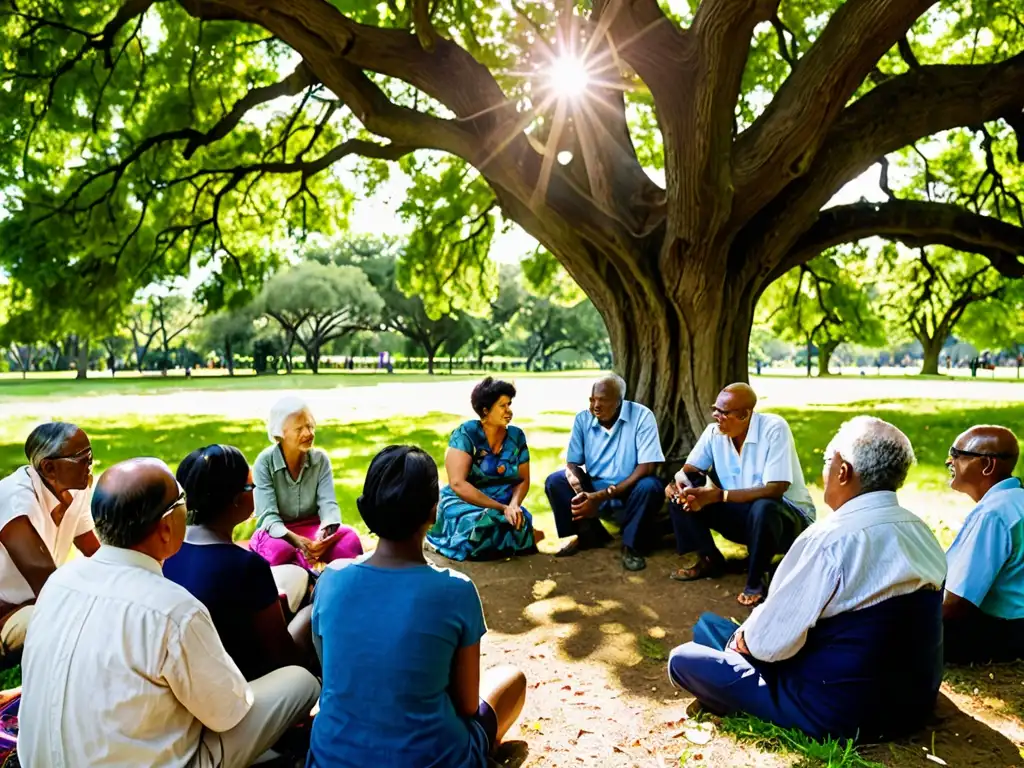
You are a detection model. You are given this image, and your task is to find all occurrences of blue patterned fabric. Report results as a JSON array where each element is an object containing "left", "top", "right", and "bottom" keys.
[{"left": 427, "top": 421, "right": 536, "bottom": 561}]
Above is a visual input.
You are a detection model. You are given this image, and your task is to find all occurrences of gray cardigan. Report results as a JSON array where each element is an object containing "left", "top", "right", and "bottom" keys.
[{"left": 253, "top": 444, "right": 341, "bottom": 538}]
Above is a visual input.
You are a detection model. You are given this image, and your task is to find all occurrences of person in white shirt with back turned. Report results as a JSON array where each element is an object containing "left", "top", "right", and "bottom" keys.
[
  {"left": 667, "top": 416, "right": 946, "bottom": 742},
  {"left": 0, "top": 422, "right": 99, "bottom": 663},
  {"left": 18, "top": 457, "right": 321, "bottom": 768},
  {"left": 667, "top": 383, "right": 815, "bottom": 606}
]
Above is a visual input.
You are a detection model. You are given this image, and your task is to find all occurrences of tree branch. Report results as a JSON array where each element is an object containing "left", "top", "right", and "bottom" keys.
[
  {"left": 786, "top": 200, "right": 1024, "bottom": 278},
  {"left": 733, "top": 0, "right": 935, "bottom": 219},
  {"left": 183, "top": 62, "right": 320, "bottom": 159}
]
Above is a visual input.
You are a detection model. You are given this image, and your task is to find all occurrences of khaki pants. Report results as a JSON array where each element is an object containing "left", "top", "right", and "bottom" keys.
[
  {"left": 191, "top": 666, "right": 321, "bottom": 768},
  {"left": 0, "top": 605, "right": 34, "bottom": 659}
]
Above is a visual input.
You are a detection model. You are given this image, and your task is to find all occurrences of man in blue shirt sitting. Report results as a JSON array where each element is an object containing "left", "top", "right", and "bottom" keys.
[
  {"left": 544, "top": 375, "right": 665, "bottom": 572},
  {"left": 944, "top": 425, "right": 1024, "bottom": 663}
]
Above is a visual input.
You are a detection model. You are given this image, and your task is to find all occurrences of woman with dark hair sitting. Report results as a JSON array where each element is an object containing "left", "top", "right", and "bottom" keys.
[
  {"left": 309, "top": 445, "right": 527, "bottom": 768},
  {"left": 427, "top": 377, "right": 542, "bottom": 560},
  {"left": 163, "top": 445, "right": 318, "bottom": 681}
]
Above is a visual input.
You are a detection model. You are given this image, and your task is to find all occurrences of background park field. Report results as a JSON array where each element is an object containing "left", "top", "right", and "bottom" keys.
[{"left": 2, "top": 371, "right": 1023, "bottom": 768}]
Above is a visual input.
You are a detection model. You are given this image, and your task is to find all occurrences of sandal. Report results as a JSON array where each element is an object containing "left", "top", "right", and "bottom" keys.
[
  {"left": 736, "top": 588, "right": 765, "bottom": 607},
  {"left": 670, "top": 554, "right": 723, "bottom": 582}
]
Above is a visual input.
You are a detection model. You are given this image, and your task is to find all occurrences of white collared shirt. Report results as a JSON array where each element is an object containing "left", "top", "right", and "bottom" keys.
[
  {"left": 0, "top": 466, "right": 94, "bottom": 605},
  {"left": 739, "top": 491, "right": 947, "bottom": 662},
  {"left": 18, "top": 546, "right": 254, "bottom": 768},
  {"left": 681, "top": 412, "right": 816, "bottom": 521}
]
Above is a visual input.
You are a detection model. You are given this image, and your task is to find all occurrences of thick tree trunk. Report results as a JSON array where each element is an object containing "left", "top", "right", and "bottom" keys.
[
  {"left": 76, "top": 339, "right": 89, "bottom": 380},
  {"left": 919, "top": 337, "right": 943, "bottom": 375},
  {"left": 601, "top": 279, "right": 755, "bottom": 465},
  {"left": 309, "top": 347, "right": 320, "bottom": 374},
  {"left": 818, "top": 340, "right": 840, "bottom": 377},
  {"left": 425, "top": 346, "right": 436, "bottom": 375}
]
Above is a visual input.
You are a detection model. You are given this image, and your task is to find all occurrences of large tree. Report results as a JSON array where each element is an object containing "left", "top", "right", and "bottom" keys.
[
  {"left": 880, "top": 245, "right": 1009, "bottom": 375},
  {"left": 758, "top": 247, "right": 884, "bottom": 376},
  {"left": 3, "top": 1, "right": 1024, "bottom": 455}
]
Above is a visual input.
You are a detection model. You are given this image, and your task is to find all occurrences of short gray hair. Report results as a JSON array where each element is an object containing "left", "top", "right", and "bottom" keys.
[
  {"left": 826, "top": 416, "right": 915, "bottom": 493},
  {"left": 267, "top": 396, "right": 315, "bottom": 444},
  {"left": 594, "top": 374, "right": 627, "bottom": 401},
  {"left": 25, "top": 422, "right": 81, "bottom": 470}
]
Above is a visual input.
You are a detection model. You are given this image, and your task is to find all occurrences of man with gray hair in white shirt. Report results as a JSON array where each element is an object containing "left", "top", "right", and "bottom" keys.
[{"left": 667, "top": 416, "right": 946, "bottom": 741}]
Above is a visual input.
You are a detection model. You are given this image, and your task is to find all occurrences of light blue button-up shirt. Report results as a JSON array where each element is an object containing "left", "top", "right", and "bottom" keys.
[
  {"left": 684, "top": 412, "right": 816, "bottom": 523},
  {"left": 253, "top": 445, "right": 341, "bottom": 538},
  {"left": 566, "top": 400, "right": 665, "bottom": 490},
  {"left": 946, "top": 477, "right": 1024, "bottom": 620}
]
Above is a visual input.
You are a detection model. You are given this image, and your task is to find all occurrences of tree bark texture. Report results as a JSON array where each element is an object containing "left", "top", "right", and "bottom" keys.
[
  {"left": 76, "top": 339, "right": 89, "bottom": 380},
  {"left": 919, "top": 337, "right": 943, "bottom": 376},
  {"left": 81, "top": 0, "right": 1024, "bottom": 455},
  {"left": 818, "top": 340, "right": 840, "bottom": 376}
]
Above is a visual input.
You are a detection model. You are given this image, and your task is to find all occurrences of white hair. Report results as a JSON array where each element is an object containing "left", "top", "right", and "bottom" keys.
[
  {"left": 25, "top": 422, "right": 81, "bottom": 470},
  {"left": 594, "top": 374, "right": 627, "bottom": 401},
  {"left": 267, "top": 396, "right": 315, "bottom": 444},
  {"left": 826, "top": 416, "right": 916, "bottom": 493}
]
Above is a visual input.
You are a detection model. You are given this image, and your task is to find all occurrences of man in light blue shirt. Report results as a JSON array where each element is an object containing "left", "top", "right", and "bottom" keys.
[
  {"left": 668, "top": 383, "right": 814, "bottom": 606},
  {"left": 544, "top": 375, "right": 665, "bottom": 572},
  {"left": 944, "top": 424, "right": 1024, "bottom": 663}
]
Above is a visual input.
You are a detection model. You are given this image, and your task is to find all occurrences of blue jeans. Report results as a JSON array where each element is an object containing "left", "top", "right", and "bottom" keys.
[{"left": 544, "top": 470, "right": 665, "bottom": 552}]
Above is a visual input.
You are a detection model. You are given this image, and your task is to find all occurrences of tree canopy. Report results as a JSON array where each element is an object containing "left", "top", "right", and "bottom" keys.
[{"left": 2, "top": 0, "right": 1023, "bottom": 452}]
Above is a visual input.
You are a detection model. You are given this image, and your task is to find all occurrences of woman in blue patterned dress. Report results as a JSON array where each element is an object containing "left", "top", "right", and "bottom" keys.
[{"left": 428, "top": 378, "right": 544, "bottom": 561}]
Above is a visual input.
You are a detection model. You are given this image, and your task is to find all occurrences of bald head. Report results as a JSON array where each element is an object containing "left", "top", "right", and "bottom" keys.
[
  {"left": 948, "top": 425, "right": 1020, "bottom": 502},
  {"left": 721, "top": 383, "right": 757, "bottom": 411},
  {"left": 93, "top": 458, "right": 181, "bottom": 550},
  {"left": 958, "top": 426, "right": 1019, "bottom": 473}
]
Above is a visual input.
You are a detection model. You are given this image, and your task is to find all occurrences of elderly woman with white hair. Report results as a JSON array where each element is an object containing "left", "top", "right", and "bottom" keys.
[
  {"left": 667, "top": 416, "right": 947, "bottom": 742},
  {"left": 250, "top": 397, "right": 363, "bottom": 569},
  {"left": 0, "top": 422, "right": 100, "bottom": 662}
]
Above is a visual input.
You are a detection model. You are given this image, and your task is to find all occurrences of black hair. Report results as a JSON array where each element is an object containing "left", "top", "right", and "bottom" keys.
[
  {"left": 175, "top": 445, "right": 250, "bottom": 526},
  {"left": 356, "top": 445, "right": 439, "bottom": 541},
  {"left": 470, "top": 377, "right": 516, "bottom": 418},
  {"left": 92, "top": 473, "right": 172, "bottom": 548}
]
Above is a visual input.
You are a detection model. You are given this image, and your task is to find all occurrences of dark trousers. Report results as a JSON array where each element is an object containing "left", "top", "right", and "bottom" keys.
[
  {"left": 544, "top": 470, "right": 665, "bottom": 552},
  {"left": 669, "top": 498, "right": 805, "bottom": 591},
  {"left": 944, "top": 613, "right": 1024, "bottom": 664}
]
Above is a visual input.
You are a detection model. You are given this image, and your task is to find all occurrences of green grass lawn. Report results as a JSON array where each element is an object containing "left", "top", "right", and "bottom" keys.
[{"left": 1, "top": 396, "right": 1017, "bottom": 548}]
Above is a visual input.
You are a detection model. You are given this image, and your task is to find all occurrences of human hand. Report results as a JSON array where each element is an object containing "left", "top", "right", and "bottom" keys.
[
  {"left": 665, "top": 481, "right": 682, "bottom": 501},
  {"left": 289, "top": 534, "right": 320, "bottom": 563},
  {"left": 682, "top": 486, "right": 722, "bottom": 513},
  {"left": 503, "top": 503, "right": 524, "bottom": 530},
  {"left": 564, "top": 467, "right": 584, "bottom": 494},
  {"left": 570, "top": 492, "right": 600, "bottom": 521},
  {"left": 317, "top": 524, "right": 340, "bottom": 542}
]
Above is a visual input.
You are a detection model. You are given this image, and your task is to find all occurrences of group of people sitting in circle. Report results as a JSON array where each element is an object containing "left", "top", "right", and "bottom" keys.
[{"left": 0, "top": 372, "right": 1020, "bottom": 764}]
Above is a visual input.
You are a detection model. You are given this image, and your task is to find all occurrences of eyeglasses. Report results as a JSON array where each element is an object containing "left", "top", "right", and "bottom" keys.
[
  {"left": 948, "top": 446, "right": 1016, "bottom": 461},
  {"left": 711, "top": 406, "right": 740, "bottom": 417},
  {"left": 50, "top": 447, "right": 93, "bottom": 464},
  {"left": 160, "top": 491, "right": 187, "bottom": 518}
]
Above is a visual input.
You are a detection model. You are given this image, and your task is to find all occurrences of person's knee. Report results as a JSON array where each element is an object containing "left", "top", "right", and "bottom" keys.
[
  {"left": 634, "top": 475, "right": 663, "bottom": 497},
  {"left": 667, "top": 643, "right": 702, "bottom": 690},
  {"left": 276, "top": 665, "right": 322, "bottom": 710},
  {"left": 747, "top": 498, "right": 783, "bottom": 528},
  {"left": 545, "top": 470, "right": 568, "bottom": 493}
]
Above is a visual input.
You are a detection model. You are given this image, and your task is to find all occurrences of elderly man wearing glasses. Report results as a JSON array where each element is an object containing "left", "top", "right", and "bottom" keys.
[
  {"left": 19, "top": 457, "right": 320, "bottom": 767},
  {"left": 0, "top": 422, "right": 99, "bottom": 663},
  {"left": 944, "top": 425, "right": 1024, "bottom": 663},
  {"left": 666, "top": 383, "right": 815, "bottom": 606}
]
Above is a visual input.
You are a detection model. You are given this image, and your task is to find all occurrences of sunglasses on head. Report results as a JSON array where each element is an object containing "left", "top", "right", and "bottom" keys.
[
  {"left": 50, "top": 447, "right": 93, "bottom": 464},
  {"left": 160, "top": 490, "right": 187, "bottom": 518},
  {"left": 948, "top": 446, "right": 1016, "bottom": 461}
]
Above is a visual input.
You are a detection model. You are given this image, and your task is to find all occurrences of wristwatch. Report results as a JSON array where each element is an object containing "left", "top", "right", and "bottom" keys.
[
  {"left": 723, "top": 490, "right": 730, "bottom": 503},
  {"left": 606, "top": 484, "right": 618, "bottom": 499}
]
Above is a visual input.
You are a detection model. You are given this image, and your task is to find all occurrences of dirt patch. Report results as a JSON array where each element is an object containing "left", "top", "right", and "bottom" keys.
[{"left": 448, "top": 548, "right": 1024, "bottom": 768}]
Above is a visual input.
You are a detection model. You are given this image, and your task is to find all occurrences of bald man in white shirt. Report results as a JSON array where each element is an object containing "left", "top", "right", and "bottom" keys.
[
  {"left": 19, "top": 458, "right": 320, "bottom": 768},
  {"left": 667, "top": 417, "right": 946, "bottom": 741}
]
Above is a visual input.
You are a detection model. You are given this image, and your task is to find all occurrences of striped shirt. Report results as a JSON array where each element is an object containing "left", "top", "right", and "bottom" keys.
[{"left": 739, "top": 491, "right": 946, "bottom": 662}]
